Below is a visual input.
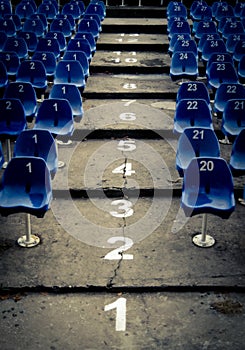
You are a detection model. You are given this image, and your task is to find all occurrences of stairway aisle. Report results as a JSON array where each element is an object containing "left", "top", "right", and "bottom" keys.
[{"left": 0, "top": 2, "right": 244, "bottom": 350}]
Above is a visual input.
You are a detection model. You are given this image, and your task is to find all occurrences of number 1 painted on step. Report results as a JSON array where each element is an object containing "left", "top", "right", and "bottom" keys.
[{"left": 104, "top": 297, "right": 127, "bottom": 332}]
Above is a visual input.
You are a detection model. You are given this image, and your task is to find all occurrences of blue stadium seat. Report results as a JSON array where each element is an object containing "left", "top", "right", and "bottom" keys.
[
  {"left": 217, "top": 16, "right": 237, "bottom": 35},
  {"left": 233, "top": 39, "right": 245, "bottom": 64},
  {"left": 67, "top": 37, "right": 92, "bottom": 62},
  {"left": 194, "top": 20, "right": 217, "bottom": 41},
  {"left": 16, "top": 60, "right": 47, "bottom": 96},
  {"left": 85, "top": 2, "right": 105, "bottom": 21},
  {"left": 35, "top": 37, "right": 60, "bottom": 59},
  {"left": 3, "top": 37, "right": 28, "bottom": 60},
  {"left": 176, "top": 127, "right": 220, "bottom": 177},
  {"left": 173, "top": 98, "right": 213, "bottom": 135},
  {"left": 22, "top": 17, "right": 46, "bottom": 38},
  {"left": 14, "top": 129, "right": 58, "bottom": 178},
  {"left": 77, "top": 18, "right": 100, "bottom": 41},
  {"left": 215, "top": 4, "right": 235, "bottom": 22},
  {"left": 37, "top": 2, "right": 57, "bottom": 21},
  {"left": 4, "top": 81, "right": 37, "bottom": 120},
  {"left": 176, "top": 81, "right": 211, "bottom": 110},
  {"left": 70, "top": 0, "right": 85, "bottom": 15},
  {"left": 0, "top": 31, "right": 7, "bottom": 51},
  {"left": 173, "top": 38, "right": 198, "bottom": 58},
  {"left": 49, "top": 83, "right": 84, "bottom": 118},
  {"left": 234, "top": 2, "right": 245, "bottom": 18},
  {"left": 206, "top": 61, "right": 239, "bottom": 91},
  {"left": 17, "top": 30, "right": 38, "bottom": 53},
  {"left": 32, "top": 51, "right": 56, "bottom": 80},
  {"left": 213, "top": 82, "right": 245, "bottom": 116},
  {"left": 226, "top": 33, "right": 245, "bottom": 54},
  {"left": 170, "top": 51, "right": 198, "bottom": 82},
  {"left": 62, "top": 2, "right": 82, "bottom": 20},
  {"left": 167, "top": 2, "right": 187, "bottom": 20},
  {"left": 238, "top": 55, "right": 245, "bottom": 83},
  {"left": 62, "top": 50, "right": 89, "bottom": 80},
  {"left": 55, "top": 13, "right": 76, "bottom": 31},
  {"left": 0, "top": 1, "right": 12, "bottom": 17},
  {"left": 4, "top": 14, "right": 22, "bottom": 32},
  {"left": 0, "top": 98, "right": 27, "bottom": 137},
  {"left": 181, "top": 156, "right": 235, "bottom": 247},
  {"left": 229, "top": 128, "right": 245, "bottom": 176},
  {"left": 0, "top": 51, "right": 20, "bottom": 77},
  {"left": 201, "top": 38, "right": 227, "bottom": 64},
  {"left": 15, "top": 1, "right": 35, "bottom": 20},
  {"left": 211, "top": 1, "right": 228, "bottom": 16},
  {"left": 46, "top": 31, "right": 66, "bottom": 52},
  {"left": 34, "top": 98, "right": 74, "bottom": 137},
  {"left": 0, "top": 18, "right": 16, "bottom": 37},
  {"left": 50, "top": 18, "right": 73, "bottom": 38},
  {"left": 168, "top": 33, "right": 191, "bottom": 56},
  {"left": 221, "top": 20, "right": 244, "bottom": 41},
  {"left": 197, "top": 33, "right": 221, "bottom": 57},
  {"left": 167, "top": 16, "right": 187, "bottom": 34},
  {"left": 221, "top": 98, "right": 245, "bottom": 139},
  {"left": 54, "top": 60, "right": 86, "bottom": 91},
  {"left": 206, "top": 52, "right": 233, "bottom": 75},
  {"left": 74, "top": 32, "right": 96, "bottom": 56},
  {"left": 84, "top": 13, "right": 102, "bottom": 32},
  {"left": 28, "top": 13, "right": 48, "bottom": 33},
  {"left": 190, "top": 3, "right": 212, "bottom": 21},
  {"left": 168, "top": 20, "right": 191, "bottom": 40},
  {"left": 0, "top": 60, "right": 8, "bottom": 92}
]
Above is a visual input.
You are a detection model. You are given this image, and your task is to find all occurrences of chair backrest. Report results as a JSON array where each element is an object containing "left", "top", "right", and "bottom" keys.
[
  {"left": 23, "top": 17, "right": 45, "bottom": 38},
  {"left": 167, "top": 2, "right": 187, "bottom": 20},
  {"left": 221, "top": 98, "right": 245, "bottom": 137},
  {"left": 28, "top": 13, "right": 48, "bottom": 32},
  {"left": 0, "top": 51, "right": 20, "bottom": 76},
  {"left": 15, "top": 1, "right": 35, "bottom": 20},
  {"left": 194, "top": 20, "right": 217, "bottom": 41},
  {"left": 34, "top": 98, "right": 74, "bottom": 136},
  {"left": 16, "top": 60, "right": 47, "bottom": 91},
  {"left": 170, "top": 51, "right": 198, "bottom": 81},
  {"left": 70, "top": 0, "right": 85, "bottom": 15},
  {"left": 176, "top": 81, "right": 211, "bottom": 109},
  {"left": 49, "top": 83, "right": 83, "bottom": 117},
  {"left": 233, "top": 39, "right": 245, "bottom": 63},
  {"left": 67, "top": 38, "right": 92, "bottom": 61},
  {"left": 238, "top": 55, "right": 245, "bottom": 83},
  {"left": 221, "top": 20, "right": 244, "bottom": 40},
  {"left": 168, "top": 20, "right": 191, "bottom": 40},
  {"left": 14, "top": 129, "right": 58, "bottom": 177},
  {"left": 206, "top": 61, "right": 239, "bottom": 90},
  {"left": 62, "top": 2, "right": 82, "bottom": 19},
  {"left": 0, "top": 156, "right": 52, "bottom": 218},
  {"left": 0, "top": 98, "right": 27, "bottom": 136},
  {"left": 37, "top": 2, "right": 57, "bottom": 20},
  {"left": 46, "top": 31, "right": 66, "bottom": 52},
  {"left": 0, "top": 31, "right": 7, "bottom": 51},
  {"left": 77, "top": 18, "right": 100, "bottom": 40},
  {"left": 176, "top": 127, "right": 220, "bottom": 177},
  {"left": 85, "top": 2, "right": 105, "bottom": 20},
  {"left": 173, "top": 98, "right": 213, "bottom": 134},
  {"left": 206, "top": 52, "right": 233, "bottom": 74},
  {"left": 74, "top": 32, "right": 96, "bottom": 55},
  {"left": 168, "top": 33, "right": 191, "bottom": 55},
  {"left": 32, "top": 51, "right": 56, "bottom": 78},
  {"left": 62, "top": 50, "right": 89, "bottom": 79},
  {"left": 181, "top": 156, "right": 235, "bottom": 218},
  {"left": 55, "top": 13, "right": 75, "bottom": 31},
  {"left": 4, "top": 81, "right": 37, "bottom": 119},
  {"left": 215, "top": 4, "right": 235, "bottom": 21},
  {"left": 229, "top": 128, "right": 245, "bottom": 176},
  {"left": 201, "top": 38, "right": 227, "bottom": 63},
  {"left": 3, "top": 37, "right": 28, "bottom": 59},
  {"left": 0, "top": 18, "right": 16, "bottom": 37},
  {"left": 50, "top": 18, "right": 72, "bottom": 38},
  {"left": 191, "top": 4, "right": 212, "bottom": 22},
  {"left": 173, "top": 38, "right": 198, "bottom": 58},
  {"left": 36, "top": 37, "right": 60, "bottom": 59},
  {"left": 0, "top": 60, "right": 9, "bottom": 89},
  {"left": 226, "top": 33, "right": 245, "bottom": 54},
  {"left": 17, "top": 31, "right": 38, "bottom": 53},
  {"left": 213, "top": 82, "right": 245, "bottom": 114},
  {"left": 54, "top": 60, "right": 86, "bottom": 90}
]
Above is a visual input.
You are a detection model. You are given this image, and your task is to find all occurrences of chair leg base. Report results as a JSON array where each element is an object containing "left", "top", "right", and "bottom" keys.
[
  {"left": 238, "top": 198, "right": 245, "bottom": 206},
  {"left": 192, "top": 233, "right": 215, "bottom": 248},
  {"left": 17, "top": 234, "right": 40, "bottom": 248}
]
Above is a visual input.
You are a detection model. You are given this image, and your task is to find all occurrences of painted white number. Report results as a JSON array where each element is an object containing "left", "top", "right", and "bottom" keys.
[
  {"left": 123, "top": 83, "right": 137, "bottom": 90},
  {"left": 112, "top": 163, "right": 135, "bottom": 176},
  {"left": 119, "top": 112, "right": 136, "bottom": 121},
  {"left": 104, "top": 298, "right": 127, "bottom": 332},
  {"left": 200, "top": 160, "right": 214, "bottom": 171},
  {"left": 117, "top": 140, "right": 136, "bottom": 152},
  {"left": 110, "top": 199, "right": 134, "bottom": 218},
  {"left": 104, "top": 237, "right": 134, "bottom": 260},
  {"left": 192, "top": 129, "right": 204, "bottom": 140},
  {"left": 26, "top": 162, "right": 32, "bottom": 173}
]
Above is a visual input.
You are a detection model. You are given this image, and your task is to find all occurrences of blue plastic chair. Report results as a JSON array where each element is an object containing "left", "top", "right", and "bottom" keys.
[
  {"left": 62, "top": 2, "right": 82, "bottom": 20},
  {"left": 0, "top": 60, "right": 8, "bottom": 91},
  {"left": 85, "top": 2, "right": 105, "bottom": 21},
  {"left": 46, "top": 31, "right": 66, "bottom": 52},
  {"left": 167, "top": 16, "right": 187, "bottom": 34},
  {"left": 233, "top": 39, "right": 245, "bottom": 63},
  {"left": 221, "top": 98, "right": 245, "bottom": 138},
  {"left": 28, "top": 13, "right": 48, "bottom": 33},
  {"left": 191, "top": 3, "right": 212, "bottom": 22},
  {"left": 176, "top": 127, "right": 220, "bottom": 177},
  {"left": 16, "top": 60, "right": 47, "bottom": 96},
  {"left": 215, "top": 4, "right": 235, "bottom": 22},
  {"left": 0, "top": 155, "right": 52, "bottom": 247},
  {"left": 173, "top": 38, "right": 198, "bottom": 58},
  {"left": 0, "top": 98, "right": 27, "bottom": 137},
  {"left": 0, "top": 1, "right": 12, "bottom": 17},
  {"left": 0, "top": 18, "right": 16, "bottom": 37},
  {"left": 213, "top": 82, "right": 245, "bottom": 115},
  {"left": 194, "top": 20, "right": 217, "bottom": 41},
  {"left": 226, "top": 33, "right": 245, "bottom": 54},
  {"left": 32, "top": 51, "right": 56, "bottom": 80},
  {"left": 35, "top": 37, "right": 60, "bottom": 59},
  {"left": 181, "top": 156, "right": 235, "bottom": 247},
  {"left": 221, "top": 20, "right": 244, "bottom": 41},
  {"left": 168, "top": 33, "right": 191, "bottom": 56},
  {"left": 3, "top": 14, "right": 22, "bottom": 32},
  {"left": 3, "top": 37, "right": 28, "bottom": 60},
  {"left": 206, "top": 61, "right": 239, "bottom": 91},
  {"left": 17, "top": 31, "right": 38, "bottom": 53},
  {"left": 170, "top": 51, "right": 198, "bottom": 82},
  {"left": 168, "top": 20, "right": 191, "bottom": 40},
  {"left": 55, "top": 13, "right": 76, "bottom": 31},
  {"left": 83, "top": 13, "right": 102, "bottom": 32},
  {"left": 206, "top": 52, "right": 233, "bottom": 74},
  {"left": 238, "top": 55, "right": 245, "bottom": 83},
  {"left": 173, "top": 98, "right": 213, "bottom": 135},
  {"left": 0, "top": 51, "right": 20, "bottom": 77},
  {"left": 22, "top": 17, "right": 46, "bottom": 38},
  {"left": 197, "top": 33, "right": 221, "bottom": 57},
  {"left": 49, "top": 83, "right": 84, "bottom": 118},
  {"left": 67, "top": 37, "right": 92, "bottom": 62},
  {"left": 77, "top": 18, "right": 100, "bottom": 41},
  {"left": 37, "top": 2, "right": 57, "bottom": 21},
  {"left": 15, "top": 1, "right": 35, "bottom": 20},
  {"left": 70, "top": 0, "right": 85, "bottom": 15},
  {"left": 4, "top": 81, "right": 37, "bottom": 120},
  {"left": 62, "top": 50, "right": 89, "bottom": 80},
  {"left": 176, "top": 81, "right": 211, "bottom": 110},
  {"left": 34, "top": 98, "right": 74, "bottom": 137},
  {"left": 218, "top": 16, "right": 238, "bottom": 35},
  {"left": 167, "top": 2, "right": 187, "bottom": 20},
  {"left": 229, "top": 128, "right": 245, "bottom": 176},
  {"left": 201, "top": 38, "right": 227, "bottom": 64},
  {"left": 54, "top": 60, "right": 86, "bottom": 91},
  {"left": 234, "top": 2, "right": 245, "bottom": 18},
  {"left": 14, "top": 129, "right": 58, "bottom": 178},
  {"left": 74, "top": 32, "right": 96, "bottom": 56},
  {"left": 50, "top": 18, "right": 73, "bottom": 38}
]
